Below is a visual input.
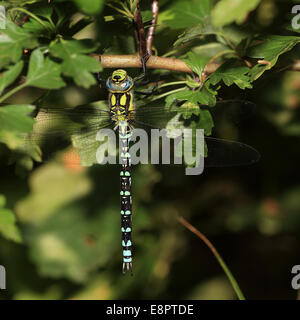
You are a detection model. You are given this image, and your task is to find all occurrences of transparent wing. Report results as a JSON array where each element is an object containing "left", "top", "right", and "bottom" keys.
[
  {"left": 204, "top": 137, "right": 260, "bottom": 167},
  {"left": 134, "top": 99, "right": 256, "bottom": 129},
  {"left": 20, "top": 98, "right": 259, "bottom": 168},
  {"left": 20, "top": 101, "right": 113, "bottom": 166},
  {"left": 28, "top": 100, "right": 111, "bottom": 137},
  {"left": 133, "top": 99, "right": 260, "bottom": 168}
]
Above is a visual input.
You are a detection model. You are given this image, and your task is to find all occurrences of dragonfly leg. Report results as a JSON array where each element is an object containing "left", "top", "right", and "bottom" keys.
[
  {"left": 134, "top": 81, "right": 158, "bottom": 96},
  {"left": 96, "top": 57, "right": 106, "bottom": 88},
  {"left": 134, "top": 71, "right": 161, "bottom": 96},
  {"left": 134, "top": 52, "right": 150, "bottom": 86},
  {"left": 97, "top": 72, "right": 106, "bottom": 88}
]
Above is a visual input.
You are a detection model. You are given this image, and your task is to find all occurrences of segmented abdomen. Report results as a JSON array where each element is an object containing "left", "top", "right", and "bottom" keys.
[{"left": 119, "top": 122, "right": 133, "bottom": 274}]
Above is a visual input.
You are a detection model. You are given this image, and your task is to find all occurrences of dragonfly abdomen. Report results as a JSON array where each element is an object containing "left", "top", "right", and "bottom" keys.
[{"left": 119, "top": 122, "right": 133, "bottom": 274}]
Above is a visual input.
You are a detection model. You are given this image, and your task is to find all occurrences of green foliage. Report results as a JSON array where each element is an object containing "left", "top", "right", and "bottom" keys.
[
  {"left": 49, "top": 40, "right": 102, "bottom": 88},
  {"left": 173, "top": 104, "right": 214, "bottom": 136},
  {"left": 161, "top": 0, "right": 211, "bottom": 29},
  {"left": 247, "top": 35, "right": 300, "bottom": 80},
  {"left": 74, "top": 0, "right": 104, "bottom": 15},
  {"left": 0, "top": 61, "right": 24, "bottom": 95},
  {"left": 0, "top": 21, "right": 38, "bottom": 68},
  {"left": 16, "top": 162, "right": 116, "bottom": 282},
  {"left": 166, "top": 85, "right": 217, "bottom": 109},
  {"left": 0, "top": 104, "right": 35, "bottom": 149},
  {"left": 174, "top": 23, "right": 219, "bottom": 46},
  {"left": 0, "top": 194, "right": 22, "bottom": 243},
  {"left": 184, "top": 52, "right": 211, "bottom": 79},
  {"left": 211, "top": 0, "right": 261, "bottom": 27},
  {"left": 26, "top": 49, "right": 66, "bottom": 89},
  {"left": 209, "top": 60, "right": 252, "bottom": 89}
]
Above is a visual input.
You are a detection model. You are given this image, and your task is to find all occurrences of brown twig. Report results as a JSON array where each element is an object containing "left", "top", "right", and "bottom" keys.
[
  {"left": 291, "top": 59, "right": 300, "bottom": 71},
  {"left": 133, "top": 0, "right": 148, "bottom": 58},
  {"left": 95, "top": 54, "right": 219, "bottom": 74},
  {"left": 178, "top": 217, "right": 219, "bottom": 256},
  {"left": 146, "top": 0, "right": 159, "bottom": 56},
  {"left": 133, "top": 22, "right": 141, "bottom": 56},
  {"left": 19, "top": 14, "right": 29, "bottom": 26},
  {"left": 177, "top": 216, "right": 246, "bottom": 300},
  {"left": 95, "top": 54, "right": 300, "bottom": 74}
]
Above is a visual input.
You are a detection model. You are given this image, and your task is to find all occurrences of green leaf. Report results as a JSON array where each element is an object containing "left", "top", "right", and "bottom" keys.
[
  {"left": 211, "top": 0, "right": 260, "bottom": 27},
  {"left": 177, "top": 102, "right": 200, "bottom": 119},
  {"left": 49, "top": 40, "right": 102, "bottom": 88},
  {"left": 161, "top": 0, "right": 211, "bottom": 29},
  {"left": 0, "top": 195, "right": 22, "bottom": 243},
  {"left": 26, "top": 49, "right": 66, "bottom": 89},
  {"left": 194, "top": 43, "right": 230, "bottom": 59},
  {"left": 0, "top": 105, "right": 35, "bottom": 133},
  {"left": 0, "top": 195, "right": 5, "bottom": 207},
  {"left": 166, "top": 85, "right": 217, "bottom": 108},
  {"left": 0, "top": 21, "right": 38, "bottom": 68},
  {"left": 34, "top": 5, "right": 53, "bottom": 20},
  {"left": 0, "top": 61, "right": 24, "bottom": 95},
  {"left": 174, "top": 21, "right": 219, "bottom": 46},
  {"left": 15, "top": 163, "right": 119, "bottom": 282},
  {"left": 166, "top": 108, "right": 213, "bottom": 136},
  {"left": 0, "top": 104, "right": 35, "bottom": 149},
  {"left": 166, "top": 107, "right": 213, "bottom": 164},
  {"left": 209, "top": 60, "right": 252, "bottom": 89},
  {"left": 22, "top": 19, "right": 53, "bottom": 38},
  {"left": 247, "top": 35, "right": 300, "bottom": 80},
  {"left": 197, "top": 108, "right": 214, "bottom": 136},
  {"left": 67, "top": 17, "right": 94, "bottom": 37},
  {"left": 184, "top": 52, "right": 211, "bottom": 78},
  {"left": 285, "top": 24, "right": 300, "bottom": 34},
  {"left": 74, "top": 0, "right": 104, "bottom": 15},
  {"left": 9, "top": 141, "right": 42, "bottom": 175},
  {"left": 200, "top": 84, "right": 218, "bottom": 106},
  {"left": 221, "top": 25, "right": 253, "bottom": 47},
  {"left": 166, "top": 90, "right": 196, "bottom": 107},
  {"left": 248, "top": 35, "right": 300, "bottom": 61}
]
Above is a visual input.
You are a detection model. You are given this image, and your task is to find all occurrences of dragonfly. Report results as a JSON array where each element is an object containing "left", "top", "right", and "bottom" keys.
[{"left": 22, "top": 62, "right": 260, "bottom": 275}]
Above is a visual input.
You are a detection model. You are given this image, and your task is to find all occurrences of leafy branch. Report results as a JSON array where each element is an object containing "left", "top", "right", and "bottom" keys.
[
  {"left": 96, "top": 54, "right": 300, "bottom": 74},
  {"left": 0, "top": 0, "right": 298, "bottom": 166}
]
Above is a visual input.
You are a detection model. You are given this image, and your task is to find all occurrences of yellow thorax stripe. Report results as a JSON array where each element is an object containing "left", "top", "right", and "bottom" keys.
[{"left": 120, "top": 94, "right": 127, "bottom": 106}]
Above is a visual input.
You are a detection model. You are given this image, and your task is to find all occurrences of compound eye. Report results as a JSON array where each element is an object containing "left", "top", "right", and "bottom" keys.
[
  {"left": 106, "top": 79, "right": 114, "bottom": 90},
  {"left": 124, "top": 80, "right": 132, "bottom": 90}
]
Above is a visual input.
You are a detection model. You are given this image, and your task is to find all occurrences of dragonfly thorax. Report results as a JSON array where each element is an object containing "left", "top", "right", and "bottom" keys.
[
  {"left": 107, "top": 70, "right": 135, "bottom": 125},
  {"left": 109, "top": 91, "right": 135, "bottom": 125}
]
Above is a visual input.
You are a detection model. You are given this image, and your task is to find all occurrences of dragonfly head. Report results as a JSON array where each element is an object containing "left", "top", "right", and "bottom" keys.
[{"left": 106, "top": 69, "right": 134, "bottom": 93}]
